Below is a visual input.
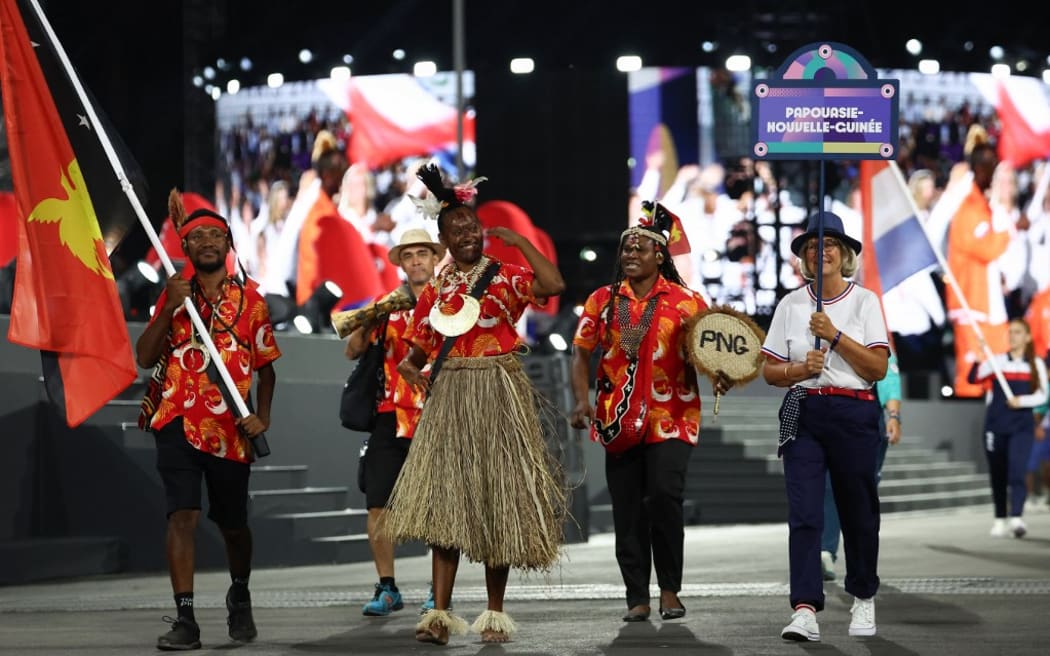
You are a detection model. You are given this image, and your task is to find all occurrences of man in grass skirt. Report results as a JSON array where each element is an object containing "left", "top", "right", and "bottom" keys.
[{"left": 384, "top": 164, "right": 569, "bottom": 645}]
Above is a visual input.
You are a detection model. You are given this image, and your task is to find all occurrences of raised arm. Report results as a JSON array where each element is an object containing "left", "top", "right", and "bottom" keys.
[{"left": 486, "top": 226, "right": 565, "bottom": 299}]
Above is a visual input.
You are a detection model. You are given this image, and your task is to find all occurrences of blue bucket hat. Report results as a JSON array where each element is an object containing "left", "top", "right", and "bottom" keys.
[{"left": 790, "top": 211, "right": 862, "bottom": 256}]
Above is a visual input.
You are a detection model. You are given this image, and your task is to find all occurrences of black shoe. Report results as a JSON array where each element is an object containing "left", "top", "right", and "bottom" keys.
[
  {"left": 157, "top": 616, "right": 201, "bottom": 651},
  {"left": 660, "top": 605, "right": 687, "bottom": 620},
  {"left": 622, "top": 605, "right": 651, "bottom": 622},
  {"left": 226, "top": 588, "right": 258, "bottom": 642}
]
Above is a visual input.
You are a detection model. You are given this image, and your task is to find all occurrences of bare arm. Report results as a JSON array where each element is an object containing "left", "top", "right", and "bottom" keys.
[
  {"left": 486, "top": 226, "right": 565, "bottom": 299},
  {"left": 809, "top": 311, "right": 889, "bottom": 383},
  {"left": 236, "top": 362, "right": 275, "bottom": 438},
  {"left": 884, "top": 398, "right": 902, "bottom": 445},
  {"left": 570, "top": 345, "right": 594, "bottom": 429},
  {"left": 762, "top": 351, "right": 823, "bottom": 388},
  {"left": 397, "top": 343, "right": 430, "bottom": 394},
  {"left": 344, "top": 318, "right": 377, "bottom": 360}
]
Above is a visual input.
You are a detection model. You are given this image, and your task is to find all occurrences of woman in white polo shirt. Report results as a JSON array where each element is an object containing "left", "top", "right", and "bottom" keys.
[{"left": 760, "top": 211, "right": 889, "bottom": 643}]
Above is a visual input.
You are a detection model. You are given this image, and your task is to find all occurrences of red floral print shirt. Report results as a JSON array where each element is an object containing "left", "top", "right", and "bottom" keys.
[
  {"left": 405, "top": 258, "right": 538, "bottom": 358},
  {"left": 149, "top": 278, "right": 281, "bottom": 463},
  {"left": 574, "top": 276, "right": 708, "bottom": 446},
  {"left": 368, "top": 303, "right": 424, "bottom": 438}
]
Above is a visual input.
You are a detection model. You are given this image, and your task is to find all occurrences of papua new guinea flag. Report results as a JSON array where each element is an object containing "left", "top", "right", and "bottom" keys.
[{"left": 1, "top": 0, "right": 142, "bottom": 426}]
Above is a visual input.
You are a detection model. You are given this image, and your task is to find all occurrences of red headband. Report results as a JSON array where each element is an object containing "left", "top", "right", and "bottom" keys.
[{"left": 178, "top": 210, "right": 229, "bottom": 239}]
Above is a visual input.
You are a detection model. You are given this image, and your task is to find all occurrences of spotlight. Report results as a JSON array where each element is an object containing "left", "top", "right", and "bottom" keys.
[
  {"left": 293, "top": 280, "right": 342, "bottom": 334},
  {"left": 117, "top": 260, "right": 163, "bottom": 321},
  {"left": 264, "top": 293, "right": 296, "bottom": 330}
]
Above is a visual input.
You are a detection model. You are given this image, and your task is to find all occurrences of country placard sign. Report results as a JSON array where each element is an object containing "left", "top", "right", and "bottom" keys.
[{"left": 751, "top": 42, "right": 899, "bottom": 160}]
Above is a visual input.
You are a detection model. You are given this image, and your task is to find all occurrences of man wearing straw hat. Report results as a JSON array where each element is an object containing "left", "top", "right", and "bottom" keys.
[
  {"left": 383, "top": 163, "right": 569, "bottom": 645},
  {"left": 344, "top": 228, "right": 444, "bottom": 617}
]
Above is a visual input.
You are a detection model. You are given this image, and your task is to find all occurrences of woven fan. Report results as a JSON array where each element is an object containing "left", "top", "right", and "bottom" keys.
[{"left": 683, "top": 305, "right": 767, "bottom": 415}]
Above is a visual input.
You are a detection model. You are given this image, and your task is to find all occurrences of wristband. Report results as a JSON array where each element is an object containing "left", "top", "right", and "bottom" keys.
[
  {"left": 886, "top": 410, "right": 901, "bottom": 423},
  {"left": 829, "top": 330, "right": 842, "bottom": 351}
]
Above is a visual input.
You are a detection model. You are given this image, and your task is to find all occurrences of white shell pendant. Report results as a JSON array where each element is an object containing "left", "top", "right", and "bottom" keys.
[
  {"left": 429, "top": 294, "right": 481, "bottom": 337},
  {"left": 179, "top": 344, "right": 211, "bottom": 373}
]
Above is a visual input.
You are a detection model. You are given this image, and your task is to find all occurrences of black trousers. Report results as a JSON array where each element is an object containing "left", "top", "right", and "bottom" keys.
[{"left": 605, "top": 439, "right": 692, "bottom": 608}]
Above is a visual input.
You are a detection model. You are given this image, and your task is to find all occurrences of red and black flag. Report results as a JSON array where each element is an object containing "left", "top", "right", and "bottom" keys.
[{"left": 0, "top": 0, "right": 145, "bottom": 426}]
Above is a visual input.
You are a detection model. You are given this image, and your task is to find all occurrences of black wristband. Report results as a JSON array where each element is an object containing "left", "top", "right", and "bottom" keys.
[{"left": 829, "top": 330, "right": 842, "bottom": 351}]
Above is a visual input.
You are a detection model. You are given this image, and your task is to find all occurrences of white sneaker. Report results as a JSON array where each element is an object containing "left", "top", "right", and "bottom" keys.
[
  {"left": 849, "top": 597, "right": 876, "bottom": 636},
  {"left": 989, "top": 519, "right": 1008, "bottom": 537},
  {"left": 820, "top": 551, "right": 836, "bottom": 581},
  {"left": 1024, "top": 495, "right": 1045, "bottom": 513},
  {"left": 781, "top": 607, "right": 820, "bottom": 641},
  {"left": 1009, "top": 517, "right": 1027, "bottom": 538}
]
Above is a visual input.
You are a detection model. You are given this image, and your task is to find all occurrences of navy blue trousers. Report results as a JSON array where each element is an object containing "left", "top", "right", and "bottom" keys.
[
  {"left": 782, "top": 395, "right": 881, "bottom": 611},
  {"left": 984, "top": 429, "right": 1034, "bottom": 518}
]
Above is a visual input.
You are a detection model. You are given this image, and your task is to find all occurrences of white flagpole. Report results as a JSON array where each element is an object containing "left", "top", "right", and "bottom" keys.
[
  {"left": 889, "top": 161, "right": 1013, "bottom": 399},
  {"left": 27, "top": 0, "right": 251, "bottom": 419},
  {"left": 452, "top": 0, "right": 465, "bottom": 181}
]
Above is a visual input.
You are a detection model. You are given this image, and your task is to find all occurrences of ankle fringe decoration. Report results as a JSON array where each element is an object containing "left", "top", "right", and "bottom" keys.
[
  {"left": 471, "top": 610, "right": 518, "bottom": 636},
  {"left": 416, "top": 609, "right": 469, "bottom": 635}
]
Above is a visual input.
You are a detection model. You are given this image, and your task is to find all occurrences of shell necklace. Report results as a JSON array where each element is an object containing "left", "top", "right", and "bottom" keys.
[
  {"left": 180, "top": 288, "right": 219, "bottom": 374},
  {"left": 429, "top": 255, "right": 491, "bottom": 337}
]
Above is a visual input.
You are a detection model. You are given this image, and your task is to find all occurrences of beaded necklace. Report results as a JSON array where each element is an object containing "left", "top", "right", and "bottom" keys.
[
  {"left": 437, "top": 255, "right": 491, "bottom": 294},
  {"left": 429, "top": 255, "right": 491, "bottom": 337}
]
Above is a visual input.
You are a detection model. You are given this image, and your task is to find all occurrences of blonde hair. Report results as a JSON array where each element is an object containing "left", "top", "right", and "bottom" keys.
[
  {"left": 797, "top": 237, "right": 858, "bottom": 280},
  {"left": 311, "top": 129, "right": 339, "bottom": 163}
]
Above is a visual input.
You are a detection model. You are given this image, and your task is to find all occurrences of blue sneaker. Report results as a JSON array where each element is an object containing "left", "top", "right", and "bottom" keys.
[
  {"left": 420, "top": 584, "right": 436, "bottom": 614},
  {"left": 419, "top": 583, "right": 451, "bottom": 615},
  {"left": 362, "top": 582, "right": 403, "bottom": 616}
]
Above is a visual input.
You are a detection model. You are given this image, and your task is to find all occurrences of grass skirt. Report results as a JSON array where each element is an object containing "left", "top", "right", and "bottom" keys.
[{"left": 381, "top": 353, "right": 568, "bottom": 570}]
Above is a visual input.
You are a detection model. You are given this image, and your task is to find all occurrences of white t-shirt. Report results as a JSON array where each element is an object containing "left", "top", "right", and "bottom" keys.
[{"left": 762, "top": 281, "right": 890, "bottom": 390}]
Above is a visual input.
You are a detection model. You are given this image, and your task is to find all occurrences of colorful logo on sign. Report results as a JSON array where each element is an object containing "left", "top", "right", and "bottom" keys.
[{"left": 751, "top": 42, "right": 899, "bottom": 160}]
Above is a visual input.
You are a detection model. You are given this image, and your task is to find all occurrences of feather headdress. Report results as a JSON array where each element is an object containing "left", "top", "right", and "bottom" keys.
[
  {"left": 620, "top": 200, "right": 669, "bottom": 245},
  {"left": 168, "top": 187, "right": 187, "bottom": 231},
  {"left": 411, "top": 162, "right": 489, "bottom": 221}
]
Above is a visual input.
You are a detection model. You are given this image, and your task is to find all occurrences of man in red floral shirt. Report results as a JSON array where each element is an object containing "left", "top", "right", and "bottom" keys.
[
  {"left": 136, "top": 205, "right": 280, "bottom": 651},
  {"left": 345, "top": 228, "right": 444, "bottom": 617},
  {"left": 570, "top": 202, "right": 730, "bottom": 625}
]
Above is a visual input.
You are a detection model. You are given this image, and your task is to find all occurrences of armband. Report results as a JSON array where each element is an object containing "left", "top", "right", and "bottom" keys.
[{"left": 829, "top": 330, "right": 842, "bottom": 351}]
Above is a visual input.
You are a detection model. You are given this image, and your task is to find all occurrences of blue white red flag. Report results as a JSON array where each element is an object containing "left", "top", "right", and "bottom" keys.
[
  {"left": 859, "top": 160, "right": 945, "bottom": 336},
  {"left": 859, "top": 160, "right": 940, "bottom": 294}
]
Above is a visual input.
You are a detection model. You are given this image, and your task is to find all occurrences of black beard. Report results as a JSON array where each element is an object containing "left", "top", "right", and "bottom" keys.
[{"left": 193, "top": 257, "right": 225, "bottom": 274}]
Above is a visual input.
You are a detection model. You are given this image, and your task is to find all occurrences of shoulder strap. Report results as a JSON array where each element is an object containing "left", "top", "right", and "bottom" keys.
[
  {"left": 429, "top": 261, "right": 500, "bottom": 384},
  {"left": 372, "top": 312, "right": 391, "bottom": 347}
]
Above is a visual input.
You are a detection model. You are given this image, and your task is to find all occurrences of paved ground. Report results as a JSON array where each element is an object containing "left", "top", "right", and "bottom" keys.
[{"left": 1, "top": 505, "right": 1049, "bottom": 655}]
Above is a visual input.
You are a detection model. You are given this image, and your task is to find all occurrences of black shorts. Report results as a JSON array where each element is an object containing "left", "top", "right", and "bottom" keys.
[
  {"left": 364, "top": 412, "right": 411, "bottom": 509},
  {"left": 154, "top": 418, "right": 251, "bottom": 529}
]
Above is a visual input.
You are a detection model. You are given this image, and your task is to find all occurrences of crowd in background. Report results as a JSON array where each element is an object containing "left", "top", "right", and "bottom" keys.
[
  {"left": 99, "top": 71, "right": 1046, "bottom": 393},
  {"left": 631, "top": 92, "right": 1049, "bottom": 387}
]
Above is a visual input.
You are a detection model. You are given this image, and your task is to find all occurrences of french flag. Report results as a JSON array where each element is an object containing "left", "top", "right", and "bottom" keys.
[
  {"left": 859, "top": 160, "right": 943, "bottom": 333},
  {"left": 971, "top": 73, "right": 1050, "bottom": 168}
]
